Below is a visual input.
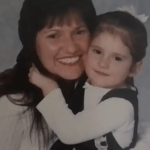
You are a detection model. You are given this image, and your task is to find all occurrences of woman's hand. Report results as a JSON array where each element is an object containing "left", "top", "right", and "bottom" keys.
[{"left": 28, "top": 65, "right": 59, "bottom": 96}]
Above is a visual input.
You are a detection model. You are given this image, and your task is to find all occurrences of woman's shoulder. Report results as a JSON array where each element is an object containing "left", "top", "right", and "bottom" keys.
[
  {"left": 0, "top": 94, "right": 28, "bottom": 117},
  {"left": 0, "top": 95, "right": 34, "bottom": 150}
]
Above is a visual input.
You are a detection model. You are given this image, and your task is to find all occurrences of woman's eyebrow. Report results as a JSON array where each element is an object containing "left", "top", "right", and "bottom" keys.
[
  {"left": 40, "top": 24, "right": 88, "bottom": 35},
  {"left": 75, "top": 25, "right": 87, "bottom": 29},
  {"left": 41, "top": 28, "right": 61, "bottom": 34}
]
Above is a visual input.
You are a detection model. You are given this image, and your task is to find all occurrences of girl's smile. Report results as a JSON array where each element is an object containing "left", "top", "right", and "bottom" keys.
[
  {"left": 85, "top": 32, "right": 139, "bottom": 89},
  {"left": 94, "top": 70, "right": 110, "bottom": 76}
]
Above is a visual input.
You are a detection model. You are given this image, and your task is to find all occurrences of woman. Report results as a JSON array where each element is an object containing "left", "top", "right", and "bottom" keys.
[{"left": 0, "top": 0, "right": 96, "bottom": 149}]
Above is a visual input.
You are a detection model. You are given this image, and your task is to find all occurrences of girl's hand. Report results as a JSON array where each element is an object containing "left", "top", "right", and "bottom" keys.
[{"left": 28, "top": 65, "right": 59, "bottom": 96}]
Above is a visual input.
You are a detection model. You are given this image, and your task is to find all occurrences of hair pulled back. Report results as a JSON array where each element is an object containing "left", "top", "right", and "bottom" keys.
[{"left": 93, "top": 11, "right": 148, "bottom": 86}]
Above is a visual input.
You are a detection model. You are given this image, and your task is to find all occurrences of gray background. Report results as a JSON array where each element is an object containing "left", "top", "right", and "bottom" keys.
[{"left": 0, "top": 0, "right": 150, "bottom": 121}]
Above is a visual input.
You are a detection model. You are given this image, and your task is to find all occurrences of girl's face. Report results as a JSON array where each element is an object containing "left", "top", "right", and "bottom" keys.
[
  {"left": 85, "top": 32, "right": 140, "bottom": 89},
  {"left": 36, "top": 18, "right": 90, "bottom": 80}
]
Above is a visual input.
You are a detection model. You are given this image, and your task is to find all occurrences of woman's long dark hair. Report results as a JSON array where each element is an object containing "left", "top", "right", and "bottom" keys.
[{"left": 0, "top": 0, "right": 96, "bottom": 149}]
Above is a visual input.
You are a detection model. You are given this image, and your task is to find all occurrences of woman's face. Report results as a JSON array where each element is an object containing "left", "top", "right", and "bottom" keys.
[{"left": 36, "top": 19, "right": 90, "bottom": 80}]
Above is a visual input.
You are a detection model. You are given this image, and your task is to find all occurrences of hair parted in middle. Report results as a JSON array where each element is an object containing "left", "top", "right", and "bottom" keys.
[
  {"left": 17, "top": 0, "right": 96, "bottom": 79},
  {"left": 0, "top": 0, "right": 97, "bottom": 149},
  {"left": 93, "top": 11, "right": 147, "bottom": 63},
  {"left": 92, "top": 11, "right": 148, "bottom": 86}
]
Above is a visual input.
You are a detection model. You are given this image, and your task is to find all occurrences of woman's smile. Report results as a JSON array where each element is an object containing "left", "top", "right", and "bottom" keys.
[
  {"left": 36, "top": 19, "right": 90, "bottom": 80},
  {"left": 57, "top": 55, "right": 82, "bottom": 65}
]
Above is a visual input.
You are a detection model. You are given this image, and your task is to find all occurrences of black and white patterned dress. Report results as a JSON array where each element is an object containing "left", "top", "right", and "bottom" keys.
[{"left": 49, "top": 76, "right": 138, "bottom": 150}]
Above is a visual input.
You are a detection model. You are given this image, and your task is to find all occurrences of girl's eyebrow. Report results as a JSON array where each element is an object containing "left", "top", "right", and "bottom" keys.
[
  {"left": 91, "top": 45, "right": 128, "bottom": 58},
  {"left": 90, "top": 45, "right": 103, "bottom": 50},
  {"left": 111, "top": 52, "right": 128, "bottom": 59}
]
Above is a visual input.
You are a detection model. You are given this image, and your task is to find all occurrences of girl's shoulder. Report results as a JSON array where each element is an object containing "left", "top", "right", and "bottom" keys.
[
  {"left": 100, "top": 88, "right": 138, "bottom": 109},
  {"left": 101, "top": 88, "right": 138, "bottom": 102}
]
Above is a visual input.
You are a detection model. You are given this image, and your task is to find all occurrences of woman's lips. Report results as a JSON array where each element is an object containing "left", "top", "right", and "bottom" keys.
[
  {"left": 94, "top": 70, "right": 109, "bottom": 76},
  {"left": 57, "top": 56, "right": 81, "bottom": 65}
]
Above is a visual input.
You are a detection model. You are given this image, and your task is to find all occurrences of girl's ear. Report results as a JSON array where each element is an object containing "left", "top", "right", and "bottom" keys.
[{"left": 129, "top": 61, "right": 143, "bottom": 77}]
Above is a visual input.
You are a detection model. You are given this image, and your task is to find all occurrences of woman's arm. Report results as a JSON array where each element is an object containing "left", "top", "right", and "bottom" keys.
[{"left": 37, "top": 89, "right": 134, "bottom": 144}]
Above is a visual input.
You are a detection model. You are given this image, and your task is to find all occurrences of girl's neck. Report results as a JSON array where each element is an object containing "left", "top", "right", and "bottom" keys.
[{"left": 90, "top": 80, "right": 129, "bottom": 90}]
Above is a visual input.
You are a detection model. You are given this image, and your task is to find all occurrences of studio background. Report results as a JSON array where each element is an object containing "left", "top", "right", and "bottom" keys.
[{"left": 0, "top": 0, "right": 150, "bottom": 121}]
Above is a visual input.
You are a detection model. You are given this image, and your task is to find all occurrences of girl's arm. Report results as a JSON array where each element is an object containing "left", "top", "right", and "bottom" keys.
[
  {"left": 29, "top": 67, "right": 134, "bottom": 144},
  {"left": 37, "top": 88, "right": 134, "bottom": 144}
]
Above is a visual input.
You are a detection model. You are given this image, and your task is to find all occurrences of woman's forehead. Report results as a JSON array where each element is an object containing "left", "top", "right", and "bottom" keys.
[{"left": 46, "top": 11, "right": 86, "bottom": 28}]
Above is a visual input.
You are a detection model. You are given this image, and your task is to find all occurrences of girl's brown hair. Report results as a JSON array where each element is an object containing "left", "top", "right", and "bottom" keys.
[{"left": 93, "top": 11, "right": 148, "bottom": 86}]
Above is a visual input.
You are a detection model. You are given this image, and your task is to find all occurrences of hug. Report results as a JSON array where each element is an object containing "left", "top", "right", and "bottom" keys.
[{"left": 0, "top": 0, "right": 150, "bottom": 150}]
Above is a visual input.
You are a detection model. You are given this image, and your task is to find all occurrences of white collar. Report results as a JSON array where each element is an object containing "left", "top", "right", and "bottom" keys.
[{"left": 83, "top": 80, "right": 111, "bottom": 94}]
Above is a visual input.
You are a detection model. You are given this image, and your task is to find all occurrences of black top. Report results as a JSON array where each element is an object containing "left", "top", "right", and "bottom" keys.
[{"left": 50, "top": 78, "right": 138, "bottom": 150}]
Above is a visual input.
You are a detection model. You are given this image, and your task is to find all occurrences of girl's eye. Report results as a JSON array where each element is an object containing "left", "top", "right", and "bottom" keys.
[
  {"left": 93, "top": 49, "right": 102, "bottom": 55},
  {"left": 47, "top": 34, "right": 58, "bottom": 39},
  {"left": 114, "top": 56, "right": 122, "bottom": 61}
]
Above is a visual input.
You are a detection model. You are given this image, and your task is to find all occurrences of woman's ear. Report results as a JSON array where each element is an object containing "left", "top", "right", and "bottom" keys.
[{"left": 129, "top": 61, "right": 143, "bottom": 77}]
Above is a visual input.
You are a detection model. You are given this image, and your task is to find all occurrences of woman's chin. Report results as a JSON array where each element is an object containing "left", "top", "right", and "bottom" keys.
[
  {"left": 51, "top": 67, "right": 84, "bottom": 80},
  {"left": 57, "top": 71, "right": 83, "bottom": 81},
  {"left": 60, "top": 74, "right": 81, "bottom": 81}
]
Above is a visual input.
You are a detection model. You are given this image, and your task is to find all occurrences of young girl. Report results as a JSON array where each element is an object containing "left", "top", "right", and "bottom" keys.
[{"left": 29, "top": 10, "right": 148, "bottom": 150}]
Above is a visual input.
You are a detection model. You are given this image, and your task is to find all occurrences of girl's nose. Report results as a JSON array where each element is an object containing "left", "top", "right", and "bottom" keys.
[{"left": 98, "top": 57, "right": 109, "bottom": 69}]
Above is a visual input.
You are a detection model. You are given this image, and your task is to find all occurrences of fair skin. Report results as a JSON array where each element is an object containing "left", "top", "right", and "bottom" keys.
[
  {"left": 30, "top": 32, "right": 141, "bottom": 95},
  {"left": 29, "top": 31, "right": 142, "bottom": 145},
  {"left": 36, "top": 18, "right": 90, "bottom": 81},
  {"left": 85, "top": 32, "right": 141, "bottom": 89}
]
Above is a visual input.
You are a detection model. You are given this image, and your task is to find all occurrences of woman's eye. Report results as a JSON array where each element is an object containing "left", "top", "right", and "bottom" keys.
[
  {"left": 76, "top": 30, "right": 86, "bottom": 35},
  {"left": 114, "top": 56, "right": 122, "bottom": 61},
  {"left": 93, "top": 49, "right": 101, "bottom": 55},
  {"left": 47, "top": 34, "right": 58, "bottom": 39}
]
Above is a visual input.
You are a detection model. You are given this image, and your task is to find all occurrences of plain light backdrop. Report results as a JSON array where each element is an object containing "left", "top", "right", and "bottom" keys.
[{"left": 0, "top": 0, "right": 150, "bottom": 121}]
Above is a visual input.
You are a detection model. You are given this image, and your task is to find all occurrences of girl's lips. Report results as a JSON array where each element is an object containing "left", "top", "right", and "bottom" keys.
[
  {"left": 94, "top": 70, "right": 110, "bottom": 76},
  {"left": 57, "top": 55, "right": 82, "bottom": 65}
]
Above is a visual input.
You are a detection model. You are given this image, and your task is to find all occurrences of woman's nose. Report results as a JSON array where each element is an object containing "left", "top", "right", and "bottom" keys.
[
  {"left": 64, "top": 37, "right": 78, "bottom": 54},
  {"left": 98, "top": 57, "right": 109, "bottom": 69}
]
